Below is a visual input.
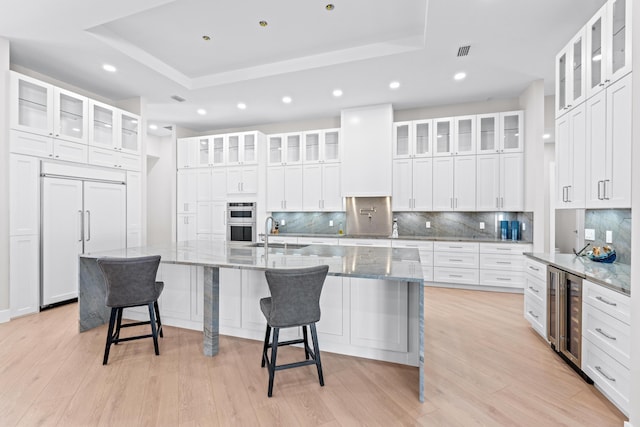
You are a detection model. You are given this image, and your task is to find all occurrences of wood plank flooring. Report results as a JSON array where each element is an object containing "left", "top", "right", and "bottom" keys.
[{"left": 0, "top": 287, "right": 627, "bottom": 426}]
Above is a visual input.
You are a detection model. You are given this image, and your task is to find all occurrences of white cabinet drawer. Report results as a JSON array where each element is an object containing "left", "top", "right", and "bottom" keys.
[
  {"left": 339, "top": 238, "right": 391, "bottom": 247},
  {"left": 434, "top": 241, "right": 479, "bottom": 253},
  {"left": 583, "top": 280, "right": 630, "bottom": 325},
  {"left": 524, "top": 258, "right": 547, "bottom": 282},
  {"left": 433, "top": 267, "right": 479, "bottom": 285},
  {"left": 267, "top": 236, "right": 298, "bottom": 244},
  {"left": 297, "top": 237, "right": 338, "bottom": 246},
  {"left": 524, "top": 293, "right": 547, "bottom": 340},
  {"left": 480, "top": 254, "right": 524, "bottom": 271},
  {"left": 583, "top": 303, "right": 630, "bottom": 369},
  {"left": 582, "top": 338, "right": 630, "bottom": 415},
  {"left": 479, "top": 270, "right": 524, "bottom": 289},
  {"left": 524, "top": 275, "right": 546, "bottom": 306},
  {"left": 480, "top": 242, "right": 532, "bottom": 254},
  {"left": 391, "top": 240, "right": 434, "bottom": 251},
  {"left": 434, "top": 252, "right": 479, "bottom": 268}
]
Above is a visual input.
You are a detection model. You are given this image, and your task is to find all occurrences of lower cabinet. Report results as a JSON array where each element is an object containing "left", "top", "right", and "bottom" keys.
[
  {"left": 9, "top": 235, "right": 40, "bottom": 318},
  {"left": 523, "top": 258, "right": 547, "bottom": 339},
  {"left": 479, "top": 243, "right": 531, "bottom": 290},
  {"left": 433, "top": 242, "right": 479, "bottom": 285}
]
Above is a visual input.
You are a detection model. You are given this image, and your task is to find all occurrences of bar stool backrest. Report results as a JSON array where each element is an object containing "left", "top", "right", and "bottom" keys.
[{"left": 97, "top": 255, "right": 162, "bottom": 308}]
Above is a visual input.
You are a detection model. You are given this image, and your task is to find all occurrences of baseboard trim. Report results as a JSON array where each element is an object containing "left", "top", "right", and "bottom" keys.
[{"left": 0, "top": 308, "right": 10, "bottom": 324}]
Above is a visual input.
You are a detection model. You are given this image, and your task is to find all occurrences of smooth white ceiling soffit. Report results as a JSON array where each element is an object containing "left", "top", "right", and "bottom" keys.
[{"left": 85, "top": 0, "right": 429, "bottom": 90}]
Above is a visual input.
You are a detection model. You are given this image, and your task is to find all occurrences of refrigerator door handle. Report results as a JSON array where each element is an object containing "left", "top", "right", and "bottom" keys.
[
  {"left": 86, "top": 210, "right": 91, "bottom": 241},
  {"left": 78, "top": 210, "right": 84, "bottom": 242}
]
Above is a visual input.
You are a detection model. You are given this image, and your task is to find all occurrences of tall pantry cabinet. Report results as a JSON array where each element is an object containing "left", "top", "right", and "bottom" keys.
[{"left": 8, "top": 71, "right": 144, "bottom": 317}]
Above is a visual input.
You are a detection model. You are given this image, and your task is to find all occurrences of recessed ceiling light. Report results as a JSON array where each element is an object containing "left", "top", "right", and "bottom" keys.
[
  {"left": 332, "top": 89, "right": 343, "bottom": 97},
  {"left": 389, "top": 81, "right": 400, "bottom": 89},
  {"left": 197, "top": 108, "right": 207, "bottom": 115},
  {"left": 326, "top": 4, "right": 335, "bottom": 10},
  {"left": 237, "top": 103, "right": 247, "bottom": 110},
  {"left": 102, "top": 64, "right": 117, "bottom": 73},
  {"left": 259, "top": 20, "right": 268, "bottom": 27},
  {"left": 543, "top": 133, "right": 551, "bottom": 139},
  {"left": 282, "top": 96, "right": 292, "bottom": 104},
  {"left": 592, "top": 53, "right": 602, "bottom": 62},
  {"left": 202, "top": 35, "right": 211, "bottom": 41},
  {"left": 454, "top": 72, "right": 467, "bottom": 81},
  {"left": 149, "top": 124, "right": 158, "bottom": 130}
]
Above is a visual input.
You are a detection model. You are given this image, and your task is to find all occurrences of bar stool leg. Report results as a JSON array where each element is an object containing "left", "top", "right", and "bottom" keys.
[
  {"left": 310, "top": 323, "right": 324, "bottom": 386},
  {"left": 103, "top": 308, "right": 118, "bottom": 365},
  {"left": 302, "top": 325, "right": 310, "bottom": 360},
  {"left": 148, "top": 303, "right": 160, "bottom": 356},
  {"left": 154, "top": 301, "right": 163, "bottom": 338},
  {"left": 261, "top": 325, "right": 271, "bottom": 368},
  {"left": 268, "top": 328, "right": 280, "bottom": 397},
  {"left": 114, "top": 307, "right": 124, "bottom": 344}
]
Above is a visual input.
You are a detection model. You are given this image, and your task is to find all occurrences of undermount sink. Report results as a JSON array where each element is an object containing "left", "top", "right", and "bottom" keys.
[{"left": 248, "top": 243, "right": 309, "bottom": 250}]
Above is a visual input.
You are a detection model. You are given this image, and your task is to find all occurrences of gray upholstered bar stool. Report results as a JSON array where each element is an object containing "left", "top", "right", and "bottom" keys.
[
  {"left": 97, "top": 255, "right": 164, "bottom": 365},
  {"left": 260, "top": 265, "right": 329, "bottom": 397}
]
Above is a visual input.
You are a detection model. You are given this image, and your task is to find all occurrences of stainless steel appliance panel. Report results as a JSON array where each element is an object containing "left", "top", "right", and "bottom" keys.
[
  {"left": 548, "top": 266, "right": 583, "bottom": 368},
  {"left": 227, "top": 202, "right": 256, "bottom": 242}
]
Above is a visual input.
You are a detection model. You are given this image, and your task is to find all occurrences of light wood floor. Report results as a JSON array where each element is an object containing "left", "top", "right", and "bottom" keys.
[{"left": 0, "top": 287, "right": 626, "bottom": 426}]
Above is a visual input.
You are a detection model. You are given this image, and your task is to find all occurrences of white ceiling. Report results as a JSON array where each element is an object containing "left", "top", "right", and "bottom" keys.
[{"left": 2, "top": 0, "right": 606, "bottom": 133}]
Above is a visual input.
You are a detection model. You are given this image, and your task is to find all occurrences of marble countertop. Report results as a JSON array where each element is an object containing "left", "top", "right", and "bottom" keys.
[
  {"left": 524, "top": 253, "right": 630, "bottom": 296},
  {"left": 275, "top": 233, "right": 533, "bottom": 244},
  {"left": 81, "top": 240, "right": 424, "bottom": 283}
]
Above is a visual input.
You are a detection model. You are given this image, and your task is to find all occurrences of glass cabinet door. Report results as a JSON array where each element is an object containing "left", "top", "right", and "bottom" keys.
[
  {"left": 500, "top": 111, "right": 523, "bottom": 153},
  {"left": 586, "top": 6, "right": 606, "bottom": 97},
  {"left": 12, "top": 73, "right": 53, "bottom": 135},
  {"left": 433, "top": 118, "right": 453, "bottom": 156},
  {"left": 197, "top": 137, "right": 211, "bottom": 166},
  {"left": 242, "top": 133, "right": 256, "bottom": 163},
  {"left": 414, "top": 120, "right": 431, "bottom": 157},
  {"left": 268, "top": 135, "right": 283, "bottom": 165},
  {"left": 55, "top": 89, "right": 87, "bottom": 143},
  {"left": 323, "top": 129, "right": 340, "bottom": 162},
  {"left": 454, "top": 116, "right": 475, "bottom": 155},
  {"left": 90, "top": 102, "right": 115, "bottom": 148},
  {"left": 570, "top": 30, "right": 585, "bottom": 107},
  {"left": 212, "top": 136, "right": 225, "bottom": 165},
  {"left": 556, "top": 50, "right": 568, "bottom": 115},
  {"left": 286, "top": 134, "right": 301, "bottom": 164},
  {"left": 120, "top": 112, "right": 140, "bottom": 153},
  {"left": 304, "top": 131, "right": 321, "bottom": 163},
  {"left": 228, "top": 135, "right": 240, "bottom": 164},
  {"left": 607, "top": 0, "right": 631, "bottom": 82},
  {"left": 476, "top": 114, "right": 498, "bottom": 153},
  {"left": 393, "top": 122, "right": 411, "bottom": 158}
]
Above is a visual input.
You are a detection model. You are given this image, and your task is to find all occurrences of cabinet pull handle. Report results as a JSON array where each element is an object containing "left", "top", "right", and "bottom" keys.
[
  {"left": 496, "top": 197, "right": 499, "bottom": 208},
  {"left": 597, "top": 180, "right": 603, "bottom": 200},
  {"left": 496, "top": 277, "right": 512, "bottom": 281},
  {"left": 78, "top": 210, "right": 84, "bottom": 242},
  {"left": 449, "top": 274, "right": 463, "bottom": 278},
  {"left": 528, "top": 286, "right": 539, "bottom": 293},
  {"left": 528, "top": 266, "right": 540, "bottom": 271},
  {"left": 448, "top": 246, "right": 463, "bottom": 249},
  {"left": 85, "top": 210, "right": 91, "bottom": 241},
  {"left": 595, "top": 296, "right": 617, "bottom": 306},
  {"left": 595, "top": 366, "right": 616, "bottom": 382},
  {"left": 603, "top": 179, "right": 610, "bottom": 200},
  {"left": 500, "top": 197, "right": 504, "bottom": 208},
  {"left": 449, "top": 259, "right": 463, "bottom": 262},
  {"left": 528, "top": 310, "right": 539, "bottom": 320},
  {"left": 595, "top": 328, "right": 617, "bottom": 341},
  {"left": 496, "top": 261, "right": 512, "bottom": 265},
  {"left": 496, "top": 248, "right": 511, "bottom": 251}
]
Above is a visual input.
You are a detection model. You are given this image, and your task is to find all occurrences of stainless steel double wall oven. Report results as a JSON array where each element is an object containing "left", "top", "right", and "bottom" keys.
[{"left": 227, "top": 202, "right": 256, "bottom": 242}]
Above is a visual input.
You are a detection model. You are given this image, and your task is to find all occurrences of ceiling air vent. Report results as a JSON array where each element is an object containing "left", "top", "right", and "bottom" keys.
[
  {"left": 457, "top": 45, "right": 471, "bottom": 57},
  {"left": 163, "top": 125, "right": 173, "bottom": 131},
  {"left": 171, "top": 95, "right": 186, "bottom": 102}
]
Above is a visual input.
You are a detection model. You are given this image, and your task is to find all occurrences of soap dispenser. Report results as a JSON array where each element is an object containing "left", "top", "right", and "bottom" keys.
[{"left": 391, "top": 217, "right": 399, "bottom": 238}]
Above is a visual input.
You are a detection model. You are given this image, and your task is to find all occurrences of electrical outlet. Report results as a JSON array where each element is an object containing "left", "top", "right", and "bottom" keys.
[
  {"left": 585, "top": 228, "right": 595, "bottom": 241},
  {"left": 329, "top": 220, "right": 334, "bottom": 227},
  {"left": 426, "top": 221, "right": 431, "bottom": 229},
  {"left": 479, "top": 222, "right": 485, "bottom": 230},
  {"left": 522, "top": 223, "right": 526, "bottom": 231},
  {"left": 606, "top": 230, "right": 613, "bottom": 243},
  {"left": 280, "top": 219, "right": 285, "bottom": 226}
]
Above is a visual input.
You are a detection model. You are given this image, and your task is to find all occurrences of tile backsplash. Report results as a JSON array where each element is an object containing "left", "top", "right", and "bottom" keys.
[
  {"left": 272, "top": 211, "right": 533, "bottom": 242},
  {"left": 584, "top": 209, "right": 631, "bottom": 264}
]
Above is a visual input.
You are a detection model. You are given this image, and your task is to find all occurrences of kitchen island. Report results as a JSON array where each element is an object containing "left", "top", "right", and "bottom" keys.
[{"left": 78, "top": 240, "right": 426, "bottom": 401}]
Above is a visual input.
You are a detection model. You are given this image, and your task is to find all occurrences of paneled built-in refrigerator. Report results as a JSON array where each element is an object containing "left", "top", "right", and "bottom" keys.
[{"left": 41, "top": 175, "right": 126, "bottom": 307}]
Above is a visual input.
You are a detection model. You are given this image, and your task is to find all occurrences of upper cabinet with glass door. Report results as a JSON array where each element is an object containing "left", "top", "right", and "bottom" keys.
[
  {"left": 227, "top": 132, "right": 258, "bottom": 165},
  {"left": 89, "top": 101, "right": 140, "bottom": 155},
  {"left": 586, "top": 0, "right": 632, "bottom": 98},
  {"left": 453, "top": 115, "right": 476, "bottom": 155},
  {"left": 433, "top": 118, "right": 453, "bottom": 156},
  {"left": 477, "top": 111, "right": 524, "bottom": 154},
  {"left": 393, "top": 120, "right": 432, "bottom": 158},
  {"left": 267, "top": 132, "right": 301, "bottom": 165},
  {"left": 303, "top": 128, "right": 340, "bottom": 164},
  {"left": 555, "top": 28, "right": 586, "bottom": 118},
  {"left": 119, "top": 111, "right": 140, "bottom": 154},
  {"left": 10, "top": 72, "right": 88, "bottom": 144}
]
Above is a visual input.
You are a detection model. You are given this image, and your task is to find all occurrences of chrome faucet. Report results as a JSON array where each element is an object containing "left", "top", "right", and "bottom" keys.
[{"left": 264, "top": 216, "right": 275, "bottom": 251}]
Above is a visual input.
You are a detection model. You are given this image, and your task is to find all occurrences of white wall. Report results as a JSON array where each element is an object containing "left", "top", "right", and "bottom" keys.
[
  {"left": 394, "top": 97, "right": 521, "bottom": 121},
  {"left": 147, "top": 134, "right": 174, "bottom": 245},
  {"left": 0, "top": 38, "right": 9, "bottom": 317},
  {"left": 519, "top": 80, "right": 545, "bottom": 252}
]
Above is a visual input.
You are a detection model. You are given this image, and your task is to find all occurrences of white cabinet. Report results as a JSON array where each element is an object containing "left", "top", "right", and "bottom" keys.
[
  {"left": 392, "top": 157, "right": 432, "bottom": 211},
  {"left": 476, "top": 153, "right": 524, "bottom": 211},
  {"left": 391, "top": 240, "right": 433, "bottom": 282},
  {"left": 88, "top": 146, "right": 140, "bottom": 171},
  {"left": 177, "top": 169, "right": 197, "bottom": 214},
  {"left": 586, "top": 0, "right": 632, "bottom": 99},
  {"left": 556, "top": 29, "right": 587, "bottom": 117},
  {"left": 177, "top": 214, "right": 196, "bottom": 241},
  {"left": 10, "top": 130, "right": 88, "bottom": 164},
  {"left": 126, "top": 171, "right": 142, "bottom": 248},
  {"left": 432, "top": 156, "right": 476, "bottom": 211},
  {"left": 266, "top": 165, "right": 303, "bottom": 211},
  {"left": 196, "top": 200, "right": 226, "bottom": 238},
  {"left": 479, "top": 243, "right": 531, "bottom": 290},
  {"left": 478, "top": 112, "right": 524, "bottom": 154},
  {"left": 10, "top": 72, "right": 88, "bottom": 144},
  {"left": 9, "top": 154, "right": 40, "bottom": 236},
  {"left": 433, "top": 242, "right": 479, "bottom": 286},
  {"left": 87, "top": 101, "right": 140, "bottom": 155},
  {"left": 582, "top": 280, "right": 631, "bottom": 415},
  {"left": 393, "top": 120, "right": 432, "bottom": 158},
  {"left": 177, "top": 137, "right": 199, "bottom": 169},
  {"left": 585, "top": 73, "right": 632, "bottom": 208},
  {"left": 303, "top": 129, "right": 340, "bottom": 163},
  {"left": 268, "top": 133, "right": 302, "bottom": 165},
  {"left": 227, "top": 165, "right": 258, "bottom": 194},
  {"left": 196, "top": 168, "right": 227, "bottom": 201},
  {"left": 433, "top": 116, "right": 475, "bottom": 156},
  {"left": 9, "top": 235, "right": 40, "bottom": 318},
  {"left": 524, "top": 258, "right": 548, "bottom": 339},
  {"left": 159, "top": 264, "right": 193, "bottom": 322},
  {"left": 227, "top": 132, "right": 258, "bottom": 165},
  {"left": 556, "top": 103, "right": 586, "bottom": 208},
  {"left": 303, "top": 162, "right": 342, "bottom": 211}
]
